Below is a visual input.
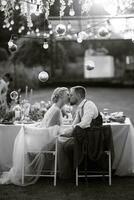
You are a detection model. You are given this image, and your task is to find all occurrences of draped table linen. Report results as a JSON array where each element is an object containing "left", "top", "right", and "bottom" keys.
[{"left": 0, "top": 118, "right": 134, "bottom": 177}]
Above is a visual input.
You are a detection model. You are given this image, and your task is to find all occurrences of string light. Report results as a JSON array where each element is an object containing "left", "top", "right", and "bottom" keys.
[{"left": 1, "top": 0, "right": 134, "bottom": 45}]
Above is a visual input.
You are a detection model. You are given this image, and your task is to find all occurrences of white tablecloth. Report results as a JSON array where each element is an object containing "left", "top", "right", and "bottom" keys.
[
  {"left": 108, "top": 118, "right": 134, "bottom": 175},
  {"left": 0, "top": 124, "right": 21, "bottom": 171},
  {"left": 0, "top": 119, "right": 134, "bottom": 176}
]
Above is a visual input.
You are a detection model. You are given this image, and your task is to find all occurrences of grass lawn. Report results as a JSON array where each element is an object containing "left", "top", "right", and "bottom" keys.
[{"left": 0, "top": 177, "right": 134, "bottom": 200}]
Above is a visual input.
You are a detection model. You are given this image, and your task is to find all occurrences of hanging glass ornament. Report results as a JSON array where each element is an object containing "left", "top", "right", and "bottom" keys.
[
  {"left": 38, "top": 71, "right": 49, "bottom": 82},
  {"left": 10, "top": 91, "right": 18, "bottom": 100},
  {"left": 86, "top": 60, "right": 95, "bottom": 70},
  {"left": 98, "top": 27, "right": 111, "bottom": 38},
  {"left": 55, "top": 24, "right": 66, "bottom": 36}
]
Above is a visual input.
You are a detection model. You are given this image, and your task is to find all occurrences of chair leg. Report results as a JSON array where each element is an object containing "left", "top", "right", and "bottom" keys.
[
  {"left": 22, "top": 153, "right": 24, "bottom": 185},
  {"left": 76, "top": 167, "right": 78, "bottom": 186},
  {"left": 54, "top": 139, "right": 58, "bottom": 186},
  {"left": 108, "top": 152, "right": 112, "bottom": 186}
]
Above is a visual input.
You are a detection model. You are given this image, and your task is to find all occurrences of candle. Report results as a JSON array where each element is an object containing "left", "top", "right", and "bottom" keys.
[
  {"left": 25, "top": 85, "right": 28, "bottom": 99},
  {"left": 29, "top": 88, "right": 33, "bottom": 102}
]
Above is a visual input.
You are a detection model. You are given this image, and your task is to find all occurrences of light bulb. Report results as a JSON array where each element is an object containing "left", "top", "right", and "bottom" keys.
[
  {"left": 43, "top": 33, "right": 47, "bottom": 37},
  {"left": 46, "top": 33, "right": 50, "bottom": 38},
  {"left": 69, "top": 8, "right": 75, "bottom": 16},
  {"left": 1, "top": 0, "right": 7, "bottom": 6},
  {"left": 6, "top": 23, "right": 10, "bottom": 28},
  {"left": 35, "top": 28, "right": 39, "bottom": 33},
  {"left": 66, "top": 34, "right": 72, "bottom": 39},
  {"left": 43, "top": 42, "right": 49, "bottom": 49},
  {"left": 74, "top": 33, "right": 77, "bottom": 39},
  {"left": 10, "top": 20, "right": 14, "bottom": 25},
  {"left": 18, "top": 29, "right": 22, "bottom": 33},
  {"left": 77, "top": 37, "right": 83, "bottom": 43},
  {"left": 27, "top": 31, "right": 30, "bottom": 35},
  {"left": 67, "top": 23, "right": 71, "bottom": 30},
  {"left": 36, "top": 32, "right": 40, "bottom": 37},
  {"left": 29, "top": 22, "right": 33, "bottom": 28},
  {"left": 9, "top": 27, "right": 12, "bottom": 31},
  {"left": 15, "top": 5, "right": 19, "bottom": 10},
  {"left": 48, "top": 23, "right": 52, "bottom": 29},
  {"left": 21, "top": 26, "right": 25, "bottom": 30},
  {"left": 49, "top": 30, "right": 53, "bottom": 35},
  {"left": 87, "top": 24, "right": 91, "bottom": 29}
]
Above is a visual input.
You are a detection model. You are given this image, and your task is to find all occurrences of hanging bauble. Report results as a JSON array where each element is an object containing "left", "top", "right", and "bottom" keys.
[
  {"left": 10, "top": 91, "right": 18, "bottom": 100},
  {"left": 86, "top": 60, "right": 95, "bottom": 70},
  {"left": 98, "top": 27, "right": 110, "bottom": 38},
  {"left": 55, "top": 24, "right": 66, "bottom": 36},
  {"left": 38, "top": 71, "right": 49, "bottom": 82}
]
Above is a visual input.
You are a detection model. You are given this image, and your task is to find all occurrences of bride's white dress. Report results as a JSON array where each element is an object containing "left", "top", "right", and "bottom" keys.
[{"left": 0, "top": 104, "right": 61, "bottom": 186}]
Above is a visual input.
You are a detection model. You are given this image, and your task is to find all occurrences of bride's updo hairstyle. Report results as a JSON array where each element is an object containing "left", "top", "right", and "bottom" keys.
[{"left": 51, "top": 87, "right": 68, "bottom": 103}]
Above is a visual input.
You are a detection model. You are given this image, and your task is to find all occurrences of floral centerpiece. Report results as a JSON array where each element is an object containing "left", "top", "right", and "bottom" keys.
[{"left": 29, "top": 101, "right": 51, "bottom": 122}]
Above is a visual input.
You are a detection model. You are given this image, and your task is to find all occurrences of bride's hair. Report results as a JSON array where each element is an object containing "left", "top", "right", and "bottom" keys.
[{"left": 51, "top": 87, "right": 68, "bottom": 103}]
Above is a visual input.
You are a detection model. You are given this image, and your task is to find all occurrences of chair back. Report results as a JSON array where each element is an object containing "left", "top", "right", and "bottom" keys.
[{"left": 73, "top": 125, "right": 114, "bottom": 167}]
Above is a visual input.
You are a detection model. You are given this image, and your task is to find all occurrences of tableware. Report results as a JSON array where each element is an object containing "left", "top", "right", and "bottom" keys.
[{"left": 103, "top": 108, "right": 109, "bottom": 123}]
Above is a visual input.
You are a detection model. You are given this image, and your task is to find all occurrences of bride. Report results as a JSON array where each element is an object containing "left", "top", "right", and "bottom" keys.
[{"left": 0, "top": 87, "right": 69, "bottom": 186}]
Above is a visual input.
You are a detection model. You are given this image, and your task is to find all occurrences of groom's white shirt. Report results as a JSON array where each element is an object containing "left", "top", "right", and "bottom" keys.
[{"left": 72, "top": 99, "right": 98, "bottom": 129}]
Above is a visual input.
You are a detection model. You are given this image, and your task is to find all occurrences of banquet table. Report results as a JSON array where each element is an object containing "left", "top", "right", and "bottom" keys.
[{"left": 0, "top": 118, "right": 134, "bottom": 176}]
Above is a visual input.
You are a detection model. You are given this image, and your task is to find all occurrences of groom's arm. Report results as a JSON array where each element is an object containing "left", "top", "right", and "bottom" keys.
[{"left": 60, "top": 126, "right": 74, "bottom": 137}]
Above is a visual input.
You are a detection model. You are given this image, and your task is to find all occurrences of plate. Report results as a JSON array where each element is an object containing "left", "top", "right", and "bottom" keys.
[{"left": 0, "top": 121, "right": 13, "bottom": 125}]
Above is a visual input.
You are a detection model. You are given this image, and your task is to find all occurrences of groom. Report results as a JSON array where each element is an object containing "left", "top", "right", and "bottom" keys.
[
  {"left": 60, "top": 86, "right": 101, "bottom": 178},
  {"left": 63, "top": 85, "right": 99, "bottom": 136}
]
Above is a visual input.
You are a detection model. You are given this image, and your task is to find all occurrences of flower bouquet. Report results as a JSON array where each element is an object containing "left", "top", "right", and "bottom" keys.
[{"left": 29, "top": 101, "right": 49, "bottom": 121}]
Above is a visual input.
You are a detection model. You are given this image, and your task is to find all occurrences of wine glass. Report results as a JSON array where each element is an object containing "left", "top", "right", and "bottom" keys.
[{"left": 103, "top": 108, "right": 109, "bottom": 123}]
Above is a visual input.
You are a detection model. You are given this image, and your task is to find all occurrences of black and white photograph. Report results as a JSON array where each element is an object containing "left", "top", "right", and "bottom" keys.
[{"left": 0, "top": 0, "right": 134, "bottom": 199}]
